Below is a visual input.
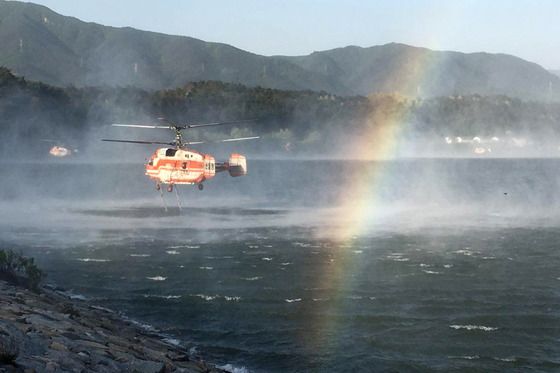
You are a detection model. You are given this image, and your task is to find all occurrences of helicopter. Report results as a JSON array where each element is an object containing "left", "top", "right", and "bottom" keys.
[
  {"left": 40, "top": 139, "right": 79, "bottom": 157},
  {"left": 102, "top": 119, "right": 259, "bottom": 192}
]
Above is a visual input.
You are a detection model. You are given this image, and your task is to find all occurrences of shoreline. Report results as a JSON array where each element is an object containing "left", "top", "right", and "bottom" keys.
[{"left": 0, "top": 280, "right": 228, "bottom": 372}]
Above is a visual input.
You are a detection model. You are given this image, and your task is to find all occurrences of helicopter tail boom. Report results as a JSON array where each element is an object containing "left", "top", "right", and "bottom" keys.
[{"left": 216, "top": 154, "right": 248, "bottom": 177}]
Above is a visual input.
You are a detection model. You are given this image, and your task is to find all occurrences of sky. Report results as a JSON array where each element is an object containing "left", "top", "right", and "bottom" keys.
[{"left": 26, "top": 0, "right": 560, "bottom": 69}]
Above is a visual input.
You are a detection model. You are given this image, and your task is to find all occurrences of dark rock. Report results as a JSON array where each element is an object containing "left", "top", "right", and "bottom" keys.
[
  {"left": 61, "top": 332, "right": 81, "bottom": 341},
  {"left": 167, "top": 352, "right": 190, "bottom": 362},
  {"left": 0, "top": 335, "right": 18, "bottom": 365},
  {"left": 44, "top": 361, "right": 58, "bottom": 372},
  {"left": 13, "top": 356, "right": 46, "bottom": 372},
  {"left": 126, "top": 358, "right": 166, "bottom": 373},
  {"left": 60, "top": 303, "right": 80, "bottom": 317},
  {"left": 21, "top": 332, "right": 47, "bottom": 357},
  {"left": 0, "top": 280, "right": 227, "bottom": 373},
  {"left": 75, "top": 340, "right": 108, "bottom": 350},
  {"left": 48, "top": 341, "right": 67, "bottom": 352},
  {"left": 0, "top": 324, "right": 21, "bottom": 365}
]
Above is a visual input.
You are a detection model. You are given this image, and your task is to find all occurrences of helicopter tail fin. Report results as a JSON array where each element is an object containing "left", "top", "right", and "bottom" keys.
[{"left": 228, "top": 154, "right": 247, "bottom": 177}]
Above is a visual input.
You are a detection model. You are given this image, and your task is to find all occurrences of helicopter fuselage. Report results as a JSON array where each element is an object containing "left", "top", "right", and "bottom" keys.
[{"left": 146, "top": 148, "right": 216, "bottom": 185}]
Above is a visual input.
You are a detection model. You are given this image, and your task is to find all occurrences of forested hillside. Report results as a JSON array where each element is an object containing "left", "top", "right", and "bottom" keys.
[{"left": 2, "top": 67, "right": 560, "bottom": 159}]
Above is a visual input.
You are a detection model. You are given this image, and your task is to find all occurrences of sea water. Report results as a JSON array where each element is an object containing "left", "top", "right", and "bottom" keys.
[{"left": 1, "top": 159, "right": 559, "bottom": 372}]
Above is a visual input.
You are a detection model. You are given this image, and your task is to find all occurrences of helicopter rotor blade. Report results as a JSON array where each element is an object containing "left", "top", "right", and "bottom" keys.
[
  {"left": 102, "top": 139, "right": 175, "bottom": 146},
  {"left": 112, "top": 119, "right": 256, "bottom": 131},
  {"left": 180, "top": 119, "right": 256, "bottom": 129},
  {"left": 185, "top": 136, "right": 260, "bottom": 145},
  {"left": 111, "top": 124, "right": 170, "bottom": 129}
]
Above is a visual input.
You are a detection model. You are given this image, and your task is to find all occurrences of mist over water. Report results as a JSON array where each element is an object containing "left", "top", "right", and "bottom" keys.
[
  {"left": 1, "top": 158, "right": 560, "bottom": 372},
  {"left": 3, "top": 158, "right": 560, "bottom": 228}
]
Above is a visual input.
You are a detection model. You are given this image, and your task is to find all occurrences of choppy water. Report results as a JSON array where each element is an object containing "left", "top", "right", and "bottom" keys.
[{"left": 1, "top": 159, "right": 560, "bottom": 372}]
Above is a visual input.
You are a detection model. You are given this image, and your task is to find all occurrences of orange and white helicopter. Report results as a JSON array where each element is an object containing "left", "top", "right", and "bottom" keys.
[
  {"left": 102, "top": 119, "right": 258, "bottom": 192},
  {"left": 41, "top": 139, "right": 78, "bottom": 157}
]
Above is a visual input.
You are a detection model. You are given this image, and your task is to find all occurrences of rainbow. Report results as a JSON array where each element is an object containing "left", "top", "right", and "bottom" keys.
[
  {"left": 305, "top": 45, "right": 451, "bottom": 363},
  {"left": 331, "top": 44, "right": 444, "bottom": 239}
]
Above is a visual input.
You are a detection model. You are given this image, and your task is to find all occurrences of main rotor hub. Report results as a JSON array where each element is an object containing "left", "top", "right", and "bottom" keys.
[{"left": 173, "top": 126, "right": 184, "bottom": 148}]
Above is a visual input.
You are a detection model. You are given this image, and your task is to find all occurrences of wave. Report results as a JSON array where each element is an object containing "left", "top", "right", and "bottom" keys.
[
  {"left": 76, "top": 258, "right": 110, "bottom": 262},
  {"left": 124, "top": 317, "right": 157, "bottom": 332},
  {"left": 191, "top": 294, "right": 218, "bottom": 301},
  {"left": 224, "top": 296, "right": 241, "bottom": 302},
  {"left": 454, "top": 249, "right": 476, "bottom": 256},
  {"left": 242, "top": 276, "right": 262, "bottom": 281},
  {"left": 199, "top": 266, "right": 213, "bottom": 270},
  {"left": 217, "top": 364, "right": 250, "bottom": 373},
  {"left": 280, "top": 262, "right": 292, "bottom": 266},
  {"left": 168, "top": 245, "right": 200, "bottom": 249},
  {"left": 162, "top": 337, "right": 181, "bottom": 347},
  {"left": 261, "top": 257, "right": 273, "bottom": 261},
  {"left": 448, "top": 355, "right": 480, "bottom": 360},
  {"left": 142, "top": 294, "right": 181, "bottom": 299},
  {"left": 89, "top": 305, "right": 114, "bottom": 312},
  {"left": 449, "top": 324, "right": 498, "bottom": 331},
  {"left": 285, "top": 298, "right": 302, "bottom": 303},
  {"left": 146, "top": 276, "right": 167, "bottom": 281},
  {"left": 166, "top": 250, "right": 180, "bottom": 255},
  {"left": 352, "top": 250, "right": 363, "bottom": 254},
  {"left": 130, "top": 254, "right": 150, "bottom": 257},
  {"left": 190, "top": 294, "right": 241, "bottom": 302},
  {"left": 57, "top": 289, "right": 87, "bottom": 301},
  {"left": 386, "top": 253, "right": 408, "bottom": 261},
  {"left": 422, "top": 270, "right": 441, "bottom": 274}
]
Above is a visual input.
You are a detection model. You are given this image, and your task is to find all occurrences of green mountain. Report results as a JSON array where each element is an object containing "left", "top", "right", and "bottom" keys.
[
  {"left": 282, "top": 44, "right": 560, "bottom": 99},
  {"left": 0, "top": 1, "right": 338, "bottom": 92},
  {"left": 1, "top": 0, "right": 559, "bottom": 100}
]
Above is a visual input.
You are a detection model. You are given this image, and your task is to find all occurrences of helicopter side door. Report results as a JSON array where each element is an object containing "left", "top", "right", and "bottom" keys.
[{"left": 203, "top": 156, "right": 216, "bottom": 179}]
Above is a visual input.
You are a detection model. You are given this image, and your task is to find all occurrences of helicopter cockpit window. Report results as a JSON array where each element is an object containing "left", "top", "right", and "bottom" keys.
[{"left": 165, "top": 149, "right": 177, "bottom": 157}]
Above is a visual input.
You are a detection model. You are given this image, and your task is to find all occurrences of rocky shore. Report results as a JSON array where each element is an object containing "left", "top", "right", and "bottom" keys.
[{"left": 0, "top": 280, "right": 227, "bottom": 372}]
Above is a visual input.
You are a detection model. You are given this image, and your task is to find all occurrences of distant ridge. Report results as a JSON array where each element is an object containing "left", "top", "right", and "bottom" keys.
[{"left": 0, "top": 0, "right": 559, "bottom": 100}]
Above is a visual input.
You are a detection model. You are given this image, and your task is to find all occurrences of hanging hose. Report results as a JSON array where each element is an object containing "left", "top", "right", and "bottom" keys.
[
  {"left": 174, "top": 185, "right": 182, "bottom": 211},
  {"left": 159, "top": 186, "right": 168, "bottom": 212}
]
